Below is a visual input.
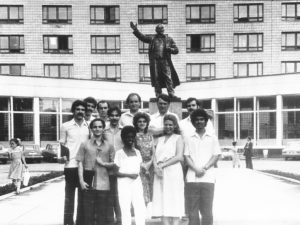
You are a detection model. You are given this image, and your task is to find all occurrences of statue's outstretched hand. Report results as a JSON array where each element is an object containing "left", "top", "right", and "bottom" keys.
[{"left": 130, "top": 21, "right": 137, "bottom": 30}]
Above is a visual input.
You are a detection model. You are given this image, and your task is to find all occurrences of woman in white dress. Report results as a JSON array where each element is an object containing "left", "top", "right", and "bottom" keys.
[{"left": 152, "top": 114, "right": 184, "bottom": 225}]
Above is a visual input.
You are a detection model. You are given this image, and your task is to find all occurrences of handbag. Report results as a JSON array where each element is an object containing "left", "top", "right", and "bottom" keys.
[{"left": 23, "top": 168, "right": 31, "bottom": 186}]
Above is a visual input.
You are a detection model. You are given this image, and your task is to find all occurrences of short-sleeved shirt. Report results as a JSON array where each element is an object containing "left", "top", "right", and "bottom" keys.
[
  {"left": 184, "top": 130, "right": 221, "bottom": 183},
  {"left": 114, "top": 148, "right": 142, "bottom": 175},
  {"left": 119, "top": 111, "right": 135, "bottom": 127},
  {"left": 105, "top": 124, "right": 123, "bottom": 152},
  {"left": 149, "top": 111, "right": 179, "bottom": 130},
  {"left": 60, "top": 119, "right": 90, "bottom": 168},
  {"left": 76, "top": 137, "right": 114, "bottom": 190}
]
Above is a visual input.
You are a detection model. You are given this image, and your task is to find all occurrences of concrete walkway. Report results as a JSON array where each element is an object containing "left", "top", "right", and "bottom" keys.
[{"left": 0, "top": 168, "right": 299, "bottom": 225}]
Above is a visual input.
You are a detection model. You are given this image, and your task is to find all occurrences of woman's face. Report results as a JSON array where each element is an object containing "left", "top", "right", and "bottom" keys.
[
  {"left": 164, "top": 119, "right": 175, "bottom": 135},
  {"left": 123, "top": 132, "right": 136, "bottom": 147},
  {"left": 137, "top": 117, "right": 147, "bottom": 131},
  {"left": 10, "top": 141, "right": 17, "bottom": 149}
]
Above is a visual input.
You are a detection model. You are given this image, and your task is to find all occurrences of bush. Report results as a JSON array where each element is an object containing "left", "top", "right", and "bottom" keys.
[{"left": 0, "top": 171, "right": 63, "bottom": 196}]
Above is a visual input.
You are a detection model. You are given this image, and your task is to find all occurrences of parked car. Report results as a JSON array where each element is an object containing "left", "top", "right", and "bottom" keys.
[
  {"left": 22, "top": 144, "right": 43, "bottom": 163},
  {"left": 0, "top": 145, "right": 9, "bottom": 164},
  {"left": 221, "top": 148, "right": 233, "bottom": 160},
  {"left": 282, "top": 142, "right": 300, "bottom": 160},
  {"left": 42, "top": 143, "right": 60, "bottom": 162}
]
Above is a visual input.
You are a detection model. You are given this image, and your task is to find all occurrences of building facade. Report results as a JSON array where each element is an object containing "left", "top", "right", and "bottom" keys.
[{"left": 1, "top": 0, "right": 300, "bottom": 148}]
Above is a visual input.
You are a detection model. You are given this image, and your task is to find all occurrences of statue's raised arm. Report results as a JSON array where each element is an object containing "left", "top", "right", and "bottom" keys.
[{"left": 130, "top": 21, "right": 137, "bottom": 31}]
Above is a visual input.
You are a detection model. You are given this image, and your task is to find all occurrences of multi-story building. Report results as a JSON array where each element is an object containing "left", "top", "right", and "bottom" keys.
[{"left": 1, "top": 0, "right": 300, "bottom": 151}]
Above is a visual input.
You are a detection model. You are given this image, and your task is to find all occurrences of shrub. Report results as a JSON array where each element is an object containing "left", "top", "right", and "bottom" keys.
[{"left": 0, "top": 171, "right": 63, "bottom": 196}]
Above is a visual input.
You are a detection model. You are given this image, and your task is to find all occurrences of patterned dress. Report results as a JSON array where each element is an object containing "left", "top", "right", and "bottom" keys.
[
  {"left": 135, "top": 132, "right": 154, "bottom": 204},
  {"left": 8, "top": 146, "right": 24, "bottom": 180}
]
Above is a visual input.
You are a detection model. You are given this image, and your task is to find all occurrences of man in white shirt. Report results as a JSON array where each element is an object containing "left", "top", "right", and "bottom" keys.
[
  {"left": 83, "top": 97, "right": 97, "bottom": 124},
  {"left": 184, "top": 109, "right": 221, "bottom": 225},
  {"left": 180, "top": 97, "right": 215, "bottom": 139},
  {"left": 60, "top": 100, "right": 90, "bottom": 225},
  {"left": 119, "top": 93, "right": 143, "bottom": 127},
  {"left": 149, "top": 94, "right": 179, "bottom": 136}
]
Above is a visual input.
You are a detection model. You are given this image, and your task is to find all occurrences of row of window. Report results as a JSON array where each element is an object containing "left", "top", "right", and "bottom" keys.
[
  {"left": 2, "top": 3, "right": 300, "bottom": 25},
  {"left": 1, "top": 62, "right": 299, "bottom": 81},
  {"left": 1, "top": 32, "right": 300, "bottom": 54}
]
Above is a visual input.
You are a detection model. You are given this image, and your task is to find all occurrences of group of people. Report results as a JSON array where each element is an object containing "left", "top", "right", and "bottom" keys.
[{"left": 60, "top": 93, "right": 222, "bottom": 225}]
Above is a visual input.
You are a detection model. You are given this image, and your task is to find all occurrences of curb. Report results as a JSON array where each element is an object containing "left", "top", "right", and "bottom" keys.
[
  {"left": 258, "top": 171, "right": 300, "bottom": 185},
  {"left": 0, "top": 175, "right": 64, "bottom": 201}
]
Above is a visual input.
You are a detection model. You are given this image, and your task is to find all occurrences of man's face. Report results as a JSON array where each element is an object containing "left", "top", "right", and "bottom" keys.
[
  {"left": 74, "top": 105, "right": 86, "bottom": 121},
  {"left": 98, "top": 102, "right": 109, "bottom": 117},
  {"left": 86, "top": 102, "right": 96, "bottom": 116},
  {"left": 157, "top": 98, "right": 169, "bottom": 114},
  {"left": 109, "top": 110, "right": 120, "bottom": 127},
  {"left": 156, "top": 25, "right": 165, "bottom": 35},
  {"left": 91, "top": 121, "right": 104, "bottom": 138},
  {"left": 128, "top": 95, "right": 141, "bottom": 112},
  {"left": 187, "top": 100, "right": 199, "bottom": 115},
  {"left": 192, "top": 116, "right": 207, "bottom": 130}
]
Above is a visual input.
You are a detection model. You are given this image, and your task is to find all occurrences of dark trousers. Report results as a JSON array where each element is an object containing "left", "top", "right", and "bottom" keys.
[
  {"left": 245, "top": 157, "right": 253, "bottom": 169},
  {"left": 106, "top": 175, "right": 121, "bottom": 224},
  {"left": 153, "top": 59, "right": 174, "bottom": 96},
  {"left": 186, "top": 182, "right": 215, "bottom": 225},
  {"left": 64, "top": 168, "right": 81, "bottom": 225},
  {"left": 83, "top": 190, "right": 109, "bottom": 225},
  {"left": 76, "top": 170, "right": 96, "bottom": 225}
]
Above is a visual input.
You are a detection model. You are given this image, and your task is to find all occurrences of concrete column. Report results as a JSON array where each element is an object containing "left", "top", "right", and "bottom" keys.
[
  {"left": 33, "top": 97, "right": 40, "bottom": 145},
  {"left": 253, "top": 96, "right": 257, "bottom": 145},
  {"left": 149, "top": 98, "right": 182, "bottom": 120},
  {"left": 234, "top": 97, "right": 237, "bottom": 141},
  {"left": 276, "top": 95, "right": 283, "bottom": 146},
  {"left": 211, "top": 98, "right": 217, "bottom": 136}
]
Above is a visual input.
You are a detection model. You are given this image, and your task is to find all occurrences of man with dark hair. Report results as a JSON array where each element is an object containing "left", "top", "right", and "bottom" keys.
[
  {"left": 130, "top": 22, "right": 180, "bottom": 98},
  {"left": 180, "top": 97, "right": 200, "bottom": 138},
  {"left": 184, "top": 109, "right": 221, "bottom": 225},
  {"left": 60, "top": 100, "right": 90, "bottom": 225},
  {"left": 83, "top": 97, "right": 97, "bottom": 124},
  {"left": 104, "top": 106, "right": 123, "bottom": 225},
  {"left": 149, "top": 94, "right": 179, "bottom": 136},
  {"left": 120, "top": 93, "right": 143, "bottom": 127},
  {"left": 97, "top": 100, "right": 110, "bottom": 126}
]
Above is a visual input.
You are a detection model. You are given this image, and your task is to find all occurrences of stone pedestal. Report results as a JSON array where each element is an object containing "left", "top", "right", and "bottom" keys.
[{"left": 149, "top": 98, "right": 182, "bottom": 120}]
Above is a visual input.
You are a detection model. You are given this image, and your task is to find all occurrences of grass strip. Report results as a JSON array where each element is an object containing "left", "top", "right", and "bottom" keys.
[
  {"left": 260, "top": 170, "right": 300, "bottom": 181},
  {"left": 0, "top": 171, "right": 63, "bottom": 196}
]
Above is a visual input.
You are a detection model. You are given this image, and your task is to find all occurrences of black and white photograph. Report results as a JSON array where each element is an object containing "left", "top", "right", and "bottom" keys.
[{"left": 0, "top": 1, "right": 300, "bottom": 225}]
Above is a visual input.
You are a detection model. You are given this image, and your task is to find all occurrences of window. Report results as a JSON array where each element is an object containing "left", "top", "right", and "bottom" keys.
[
  {"left": 43, "top": 35, "right": 73, "bottom": 54},
  {"left": 139, "top": 64, "right": 151, "bottom": 82},
  {"left": 234, "top": 33, "right": 263, "bottom": 52},
  {"left": 91, "top": 35, "right": 120, "bottom": 54},
  {"left": 282, "top": 61, "right": 300, "bottom": 73},
  {"left": 42, "top": 6, "right": 72, "bottom": 24},
  {"left": 138, "top": 5, "right": 167, "bottom": 24},
  {"left": 0, "top": 64, "right": 25, "bottom": 75},
  {"left": 90, "top": 6, "right": 120, "bottom": 24},
  {"left": 257, "top": 97, "right": 276, "bottom": 139},
  {"left": 91, "top": 64, "right": 121, "bottom": 81},
  {"left": 44, "top": 64, "right": 73, "bottom": 78},
  {"left": 282, "top": 32, "right": 300, "bottom": 50},
  {"left": 186, "top": 5, "right": 215, "bottom": 23},
  {"left": 138, "top": 35, "right": 154, "bottom": 53},
  {"left": 234, "top": 62, "right": 263, "bottom": 77},
  {"left": 0, "top": 35, "right": 24, "bottom": 53},
  {"left": 186, "top": 34, "right": 215, "bottom": 53},
  {"left": 13, "top": 98, "right": 34, "bottom": 141},
  {"left": 0, "top": 5, "right": 23, "bottom": 23},
  {"left": 40, "top": 98, "right": 59, "bottom": 141},
  {"left": 282, "top": 3, "right": 300, "bottom": 21},
  {"left": 186, "top": 63, "right": 215, "bottom": 81},
  {"left": 234, "top": 4, "right": 263, "bottom": 22}
]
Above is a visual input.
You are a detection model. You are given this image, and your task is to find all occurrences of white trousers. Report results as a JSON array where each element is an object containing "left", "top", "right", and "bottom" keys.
[{"left": 118, "top": 177, "right": 146, "bottom": 225}]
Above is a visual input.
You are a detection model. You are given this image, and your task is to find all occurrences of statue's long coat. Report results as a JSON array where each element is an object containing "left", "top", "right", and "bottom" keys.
[{"left": 133, "top": 29, "right": 180, "bottom": 88}]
